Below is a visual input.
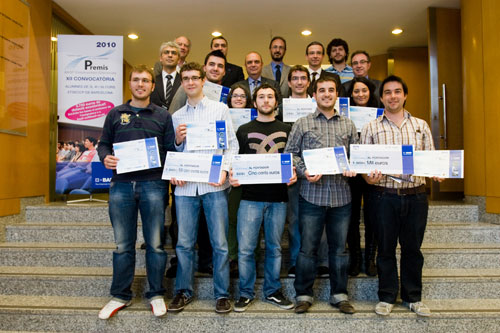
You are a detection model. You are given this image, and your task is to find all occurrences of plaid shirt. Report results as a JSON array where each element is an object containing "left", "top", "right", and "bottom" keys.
[
  {"left": 285, "top": 109, "right": 358, "bottom": 207},
  {"left": 360, "top": 110, "right": 435, "bottom": 189}
]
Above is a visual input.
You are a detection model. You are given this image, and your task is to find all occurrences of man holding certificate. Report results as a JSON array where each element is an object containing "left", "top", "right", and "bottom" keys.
[
  {"left": 97, "top": 65, "right": 175, "bottom": 319},
  {"left": 229, "top": 83, "right": 296, "bottom": 312},
  {"left": 285, "top": 76, "right": 358, "bottom": 314},
  {"left": 168, "top": 62, "right": 238, "bottom": 314},
  {"left": 360, "top": 75, "right": 443, "bottom": 317}
]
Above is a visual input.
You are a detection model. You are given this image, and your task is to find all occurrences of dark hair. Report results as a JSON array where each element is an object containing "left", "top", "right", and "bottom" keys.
[
  {"left": 129, "top": 64, "right": 154, "bottom": 83},
  {"left": 75, "top": 143, "right": 85, "bottom": 152},
  {"left": 210, "top": 36, "right": 227, "bottom": 48},
  {"left": 227, "top": 83, "right": 252, "bottom": 108},
  {"left": 269, "top": 36, "right": 286, "bottom": 50},
  {"left": 252, "top": 83, "right": 279, "bottom": 103},
  {"left": 85, "top": 136, "right": 97, "bottom": 146},
  {"left": 312, "top": 76, "right": 338, "bottom": 94},
  {"left": 204, "top": 50, "right": 226, "bottom": 66},
  {"left": 347, "top": 77, "right": 378, "bottom": 107},
  {"left": 305, "top": 41, "right": 324, "bottom": 55},
  {"left": 326, "top": 38, "right": 349, "bottom": 63},
  {"left": 67, "top": 141, "right": 74, "bottom": 146},
  {"left": 379, "top": 75, "right": 408, "bottom": 98},
  {"left": 351, "top": 50, "right": 371, "bottom": 63},
  {"left": 288, "top": 65, "right": 310, "bottom": 82},
  {"left": 180, "top": 62, "right": 206, "bottom": 79}
]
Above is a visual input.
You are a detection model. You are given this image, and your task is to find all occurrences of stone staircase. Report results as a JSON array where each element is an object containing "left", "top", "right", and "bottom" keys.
[{"left": 1, "top": 202, "right": 500, "bottom": 332}]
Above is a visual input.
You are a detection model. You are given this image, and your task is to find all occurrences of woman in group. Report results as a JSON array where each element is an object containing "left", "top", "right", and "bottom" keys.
[
  {"left": 346, "top": 76, "right": 379, "bottom": 277},
  {"left": 70, "top": 143, "right": 85, "bottom": 162},
  {"left": 227, "top": 83, "right": 253, "bottom": 277}
]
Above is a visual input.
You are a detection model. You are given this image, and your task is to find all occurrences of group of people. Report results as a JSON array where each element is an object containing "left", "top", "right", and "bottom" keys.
[
  {"left": 96, "top": 35, "right": 442, "bottom": 320},
  {"left": 56, "top": 137, "right": 99, "bottom": 163}
]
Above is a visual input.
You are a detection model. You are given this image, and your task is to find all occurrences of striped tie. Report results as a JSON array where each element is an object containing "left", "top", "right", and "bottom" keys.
[{"left": 165, "top": 74, "right": 173, "bottom": 103}]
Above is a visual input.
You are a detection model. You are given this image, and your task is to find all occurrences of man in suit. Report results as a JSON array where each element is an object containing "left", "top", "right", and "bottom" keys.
[
  {"left": 304, "top": 41, "right": 344, "bottom": 97},
  {"left": 342, "top": 50, "right": 382, "bottom": 106},
  {"left": 150, "top": 41, "right": 181, "bottom": 112},
  {"left": 210, "top": 36, "right": 244, "bottom": 88},
  {"left": 262, "top": 36, "right": 291, "bottom": 98},
  {"left": 236, "top": 51, "right": 281, "bottom": 102},
  {"left": 153, "top": 36, "right": 191, "bottom": 77}
]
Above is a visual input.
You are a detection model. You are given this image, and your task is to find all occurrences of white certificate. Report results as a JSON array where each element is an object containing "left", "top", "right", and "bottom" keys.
[
  {"left": 231, "top": 153, "right": 293, "bottom": 185},
  {"left": 349, "top": 106, "right": 384, "bottom": 132},
  {"left": 203, "top": 81, "right": 230, "bottom": 104},
  {"left": 186, "top": 120, "right": 227, "bottom": 151},
  {"left": 113, "top": 137, "right": 161, "bottom": 174},
  {"left": 335, "top": 97, "right": 350, "bottom": 117},
  {"left": 162, "top": 152, "right": 223, "bottom": 183},
  {"left": 350, "top": 144, "right": 415, "bottom": 175},
  {"left": 302, "top": 147, "right": 350, "bottom": 175},
  {"left": 229, "top": 108, "right": 258, "bottom": 131},
  {"left": 282, "top": 98, "right": 316, "bottom": 122},
  {"left": 413, "top": 150, "right": 464, "bottom": 178}
]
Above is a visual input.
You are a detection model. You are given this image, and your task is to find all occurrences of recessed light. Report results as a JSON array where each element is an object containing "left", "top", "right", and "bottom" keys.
[
  {"left": 51, "top": 36, "right": 58, "bottom": 42},
  {"left": 301, "top": 30, "right": 312, "bottom": 36},
  {"left": 392, "top": 28, "right": 403, "bottom": 35},
  {"left": 212, "top": 31, "right": 222, "bottom": 37},
  {"left": 128, "top": 33, "right": 139, "bottom": 40}
]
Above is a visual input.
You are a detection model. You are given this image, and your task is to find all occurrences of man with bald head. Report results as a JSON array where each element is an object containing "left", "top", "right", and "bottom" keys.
[
  {"left": 236, "top": 51, "right": 281, "bottom": 102},
  {"left": 210, "top": 36, "right": 244, "bottom": 87}
]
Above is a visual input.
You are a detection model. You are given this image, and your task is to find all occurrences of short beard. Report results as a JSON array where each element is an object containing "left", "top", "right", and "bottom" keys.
[
  {"left": 258, "top": 108, "right": 275, "bottom": 116},
  {"left": 272, "top": 55, "right": 283, "bottom": 62}
]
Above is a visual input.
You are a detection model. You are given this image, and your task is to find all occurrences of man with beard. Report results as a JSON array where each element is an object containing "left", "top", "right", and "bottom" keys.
[
  {"left": 325, "top": 38, "right": 354, "bottom": 84},
  {"left": 262, "top": 36, "right": 291, "bottom": 98}
]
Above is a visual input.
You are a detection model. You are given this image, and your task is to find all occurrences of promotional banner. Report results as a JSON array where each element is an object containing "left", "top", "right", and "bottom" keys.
[
  {"left": 57, "top": 35, "right": 123, "bottom": 127},
  {"left": 55, "top": 162, "right": 113, "bottom": 194}
]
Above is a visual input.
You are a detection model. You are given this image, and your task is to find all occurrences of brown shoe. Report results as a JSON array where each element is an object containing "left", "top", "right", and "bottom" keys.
[
  {"left": 332, "top": 300, "right": 356, "bottom": 314},
  {"left": 215, "top": 297, "right": 232, "bottom": 313},
  {"left": 168, "top": 292, "right": 192, "bottom": 313},
  {"left": 294, "top": 301, "right": 311, "bottom": 314}
]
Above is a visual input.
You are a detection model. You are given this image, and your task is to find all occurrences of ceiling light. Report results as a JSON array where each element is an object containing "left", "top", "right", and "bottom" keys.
[
  {"left": 51, "top": 36, "right": 58, "bottom": 42},
  {"left": 212, "top": 31, "right": 222, "bottom": 37},
  {"left": 128, "top": 33, "right": 139, "bottom": 40},
  {"left": 301, "top": 30, "right": 312, "bottom": 36},
  {"left": 392, "top": 28, "right": 403, "bottom": 35}
]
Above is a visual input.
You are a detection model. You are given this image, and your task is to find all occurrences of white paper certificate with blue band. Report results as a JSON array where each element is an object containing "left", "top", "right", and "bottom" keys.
[
  {"left": 350, "top": 144, "right": 415, "bottom": 175},
  {"left": 302, "top": 147, "right": 350, "bottom": 175},
  {"left": 231, "top": 153, "right": 293, "bottom": 184},
  {"left": 413, "top": 150, "right": 464, "bottom": 178},
  {"left": 229, "top": 108, "right": 258, "bottom": 131},
  {"left": 162, "top": 152, "right": 223, "bottom": 183},
  {"left": 282, "top": 98, "right": 316, "bottom": 123},
  {"left": 113, "top": 137, "right": 161, "bottom": 174},
  {"left": 349, "top": 106, "right": 384, "bottom": 132},
  {"left": 203, "top": 81, "right": 230, "bottom": 104},
  {"left": 186, "top": 120, "right": 227, "bottom": 151}
]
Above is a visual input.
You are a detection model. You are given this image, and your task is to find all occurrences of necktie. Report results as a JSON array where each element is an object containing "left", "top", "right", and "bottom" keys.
[
  {"left": 275, "top": 65, "right": 282, "bottom": 83},
  {"left": 311, "top": 72, "right": 318, "bottom": 87},
  {"left": 165, "top": 74, "right": 173, "bottom": 102},
  {"left": 252, "top": 80, "right": 260, "bottom": 93}
]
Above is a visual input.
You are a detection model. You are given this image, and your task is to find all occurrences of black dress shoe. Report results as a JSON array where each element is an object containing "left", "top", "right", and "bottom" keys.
[
  {"left": 332, "top": 300, "right": 355, "bottom": 314},
  {"left": 294, "top": 301, "right": 311, "bottom": 314},
  {"left": 365, "top": 258, "right": 377, "bottom": 277}
]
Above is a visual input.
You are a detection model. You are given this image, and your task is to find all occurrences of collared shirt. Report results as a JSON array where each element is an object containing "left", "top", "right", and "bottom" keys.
[
  {"left": 325, "top": 64, "right": 354, "bottom": 83},
  {"left": 308, "top": 67, "right": 323, "bottom": 82},
  {"left": 162, "top": 70, "right": 177, "bottom": 97},
  {"left": 172, "top": 96, "right": 239, "bottom": 196},
  {"left": 284, "top": 109, "right": 358, "bottom": 207},
  {"left": 248, "top": 77, "right": 262, "bottom": 93},
  {"left": 360, "top": 110, "right": 435, "bottom": 189},
  {"left": 271, "top": 62, "right": 284, "bottom": 81}
]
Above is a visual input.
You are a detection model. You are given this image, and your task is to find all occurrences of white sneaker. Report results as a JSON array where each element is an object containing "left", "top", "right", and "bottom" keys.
[
  {"left": 375, "top": 301, "right": 394, "bottom": 316},
  {"left": 408, "top": 301, "right": 431, "bottom": 317},
  {"left": 98, "top": 299, "right": 132, "bottom": 319},
  {"left": 150, "top": 297, "right": 167, "bottom": 317}
]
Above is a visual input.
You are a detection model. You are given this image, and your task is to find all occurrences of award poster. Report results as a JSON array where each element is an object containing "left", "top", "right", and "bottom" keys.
[
  {"left": 413, "top": 150, "right": 464, "bottom": 178},
  {"left": 350, "top": 144, "right": 414, "bottom": 175},
  {"left": 231, "top": 153, "right": 293, "bottom": 184},
  {"left": 162, "top": 152, "right": 223, "bottom": 183},
  {"left": 203, "top": 81, "right": 230, "bottom": 104},
  {"left": 229, "top": 108, "right": 258, "bottom": 131},
  {"left": 303, "top": 147, "right": 350, "bottom": 175},
  {"left": 282, "top": 98, "right": 316, "bottom": 123},
  {"left": 349, "top": 106, "right": 384, "bottom": 132},
  {"left": 186, "top": 120, "right": 227, "bottom": 150},
  {"left": 335, "top": 97, "right": 350, "bottom": 117},
  {"left": 57, "top": 35, "right": 123, "bottom": 127},
  {"left": 113, "top": 137, "right": 161, "bottom": 174}
]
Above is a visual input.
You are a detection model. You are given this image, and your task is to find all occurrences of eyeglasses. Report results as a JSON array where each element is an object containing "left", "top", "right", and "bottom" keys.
[
  {"left": 231, "top": 94, "right": 247, "bottom": 99},
  {"left": 181, "top": 76, "right": 201, "bottom": 82},
  {"left": 352, "top": 60, "right": 369, "bottom": 66},
  {"left": 131, "top": 78, "right": 152, "bottom": 84}
]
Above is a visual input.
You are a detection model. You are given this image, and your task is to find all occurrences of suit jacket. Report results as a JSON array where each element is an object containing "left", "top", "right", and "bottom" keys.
[
  {"left": 262, "top": 63, "right": 291, "bottom": 98},
  {"left": 150, "top": 73, "right": 181, "bottom": 111},
  {"left": 307, "top": 71, "right": 346, "bottom": 97},
  {"left": 342, "top": 77, "right": 383, "bottom": 107},
  {"left": 235, "top": 76, "right": 282, "bottom": 103},
  {"left": 221, "top": 62, "right": 245, "bottom": 88}
]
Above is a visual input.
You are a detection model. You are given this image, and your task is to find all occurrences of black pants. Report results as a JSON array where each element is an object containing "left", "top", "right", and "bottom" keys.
[{"left": 369, "top": 189, "right": 428, "bottom": 303}]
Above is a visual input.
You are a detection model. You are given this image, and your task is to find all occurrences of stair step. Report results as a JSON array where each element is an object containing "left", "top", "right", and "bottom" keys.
[{"left": 0, "top": 296, "right": 499, "bottom": 332}]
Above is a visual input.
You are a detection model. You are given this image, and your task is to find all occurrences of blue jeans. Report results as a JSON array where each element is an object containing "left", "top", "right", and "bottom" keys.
[
  {"left": 175, "top": 190, "right": 230, "bottom": 299},
  {"left": 108, "top": 180, "right": 168, "bottom": 301},
  {"left": 237, "top": 200, "right": 287, "bottom": 299},
  {"left": 294, "top": 196, "right": 351, "bottom": 304}
]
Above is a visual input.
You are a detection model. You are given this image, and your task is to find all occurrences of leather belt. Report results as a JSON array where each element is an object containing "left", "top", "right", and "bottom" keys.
[{"left": 371, "top": 185, "right": 426, "bottom": 196}]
